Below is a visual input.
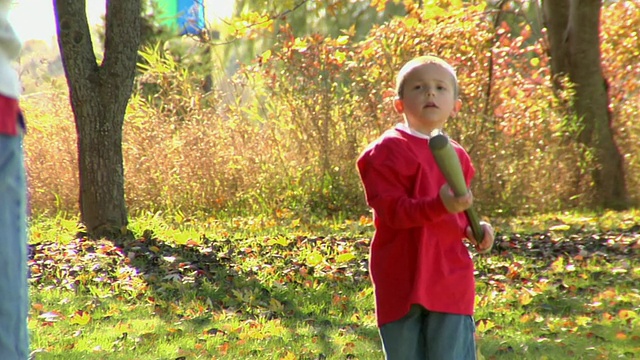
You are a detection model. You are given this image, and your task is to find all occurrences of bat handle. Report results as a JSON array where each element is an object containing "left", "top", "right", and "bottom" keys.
[{"left": 465, "top": 207, "right": 485, "bottom": 242}]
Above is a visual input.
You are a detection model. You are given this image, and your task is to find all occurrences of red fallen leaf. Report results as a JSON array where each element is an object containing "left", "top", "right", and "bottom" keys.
[
  {"left": 218, "top": 342, "right": 229, "bottom": 355},
  {"left": 616, "top": 332, "right": 627, "bottom": 340},
  {"left": 185, "top": 239, "right": 199, "bottom": 247},
  {"left": 618, "top": 309, "right": 638, "bottom": 320}
]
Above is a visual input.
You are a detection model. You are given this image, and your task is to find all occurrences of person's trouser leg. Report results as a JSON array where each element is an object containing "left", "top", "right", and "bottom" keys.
[
  {"left": 0, "top": 134, "right": 29, "bottom": 359},
  {"left": 379, "top": 305, "right": 426, "bottom": 360},
  {"left": 380, "top": 305, "right": 476, "bottom": 360},
  {"left": 424, "top": 311, "right": 476, "bottom": 360}
]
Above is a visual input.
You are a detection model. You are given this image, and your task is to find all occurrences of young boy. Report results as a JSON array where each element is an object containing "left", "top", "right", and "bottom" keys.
[{"left": 356, "top": 56, "right": 494, "bottom": 359}]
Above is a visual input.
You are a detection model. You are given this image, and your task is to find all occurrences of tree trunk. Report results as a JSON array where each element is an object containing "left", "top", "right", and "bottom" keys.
[
  {"left": 54, "top": 0, "right": 141, "bottom": 239},
  {"left": 542, "top": 0, "right": 628, "bottom": 210},
  {"left": 541, "top": 0, "right": 571, "bottom": 92}
]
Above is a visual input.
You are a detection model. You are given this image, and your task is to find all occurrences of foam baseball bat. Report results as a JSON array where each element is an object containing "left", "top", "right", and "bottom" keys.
[{"left": 429, "top": 133, "right": 485, "bottom": 242}]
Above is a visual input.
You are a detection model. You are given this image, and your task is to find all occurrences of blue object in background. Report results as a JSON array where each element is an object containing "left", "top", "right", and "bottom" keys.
[
  {"left": 176, "top": 0, "right": 205, "bottom": 35},
  {"left": 157, "top": 0, "right": 205, "bottom": 35}
]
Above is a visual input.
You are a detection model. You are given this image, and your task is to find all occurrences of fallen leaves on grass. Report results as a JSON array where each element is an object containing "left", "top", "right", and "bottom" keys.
[{"left": 27, "top": 224, "right": 640, "bottom": 358}]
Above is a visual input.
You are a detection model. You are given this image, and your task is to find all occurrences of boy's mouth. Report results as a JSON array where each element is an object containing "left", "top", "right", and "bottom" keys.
[{"left": 424, "top": 102, "right": 438, "bottom": 108}]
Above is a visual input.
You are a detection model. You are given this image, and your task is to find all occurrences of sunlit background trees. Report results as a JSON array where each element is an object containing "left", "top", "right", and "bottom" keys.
[{"left": 15, "top": 0, "right": 640, "bottom": 237}]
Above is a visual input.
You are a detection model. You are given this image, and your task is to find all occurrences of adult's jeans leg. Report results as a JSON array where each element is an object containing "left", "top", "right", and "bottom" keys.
[{"left": 0, "top": 134, "right": 29, "bottom": 359}]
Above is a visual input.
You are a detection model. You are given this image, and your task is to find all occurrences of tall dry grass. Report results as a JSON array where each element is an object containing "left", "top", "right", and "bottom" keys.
[{"left": 22, "top": 91, "right": 78, "bottom": 215}]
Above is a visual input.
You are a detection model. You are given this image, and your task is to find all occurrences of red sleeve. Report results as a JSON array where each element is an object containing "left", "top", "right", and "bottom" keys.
[
  {"left": 357, "top": 139, "right": 449, "bottom": 229},
  {"left": 0, "top": 95, "right": 19, "bottom": 136}
]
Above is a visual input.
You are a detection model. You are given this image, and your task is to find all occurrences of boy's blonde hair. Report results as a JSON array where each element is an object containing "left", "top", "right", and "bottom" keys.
[{"left": 395, "top": 56, "right": 459, "bottom": 99}]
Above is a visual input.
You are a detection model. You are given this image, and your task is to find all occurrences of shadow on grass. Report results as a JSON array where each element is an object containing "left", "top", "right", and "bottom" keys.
[{"left": 29, "top": 230, "right": 382, "bottom": 359}]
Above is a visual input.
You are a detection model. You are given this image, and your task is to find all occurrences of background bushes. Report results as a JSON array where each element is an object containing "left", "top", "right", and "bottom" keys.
[{"left": 22, "top": 4, "right": 639, "bottom": 219}]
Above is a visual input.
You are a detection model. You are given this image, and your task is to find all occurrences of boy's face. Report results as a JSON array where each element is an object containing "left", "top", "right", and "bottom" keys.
[{"left": 394, "top": 62, "right": 462, "bottom": 134}]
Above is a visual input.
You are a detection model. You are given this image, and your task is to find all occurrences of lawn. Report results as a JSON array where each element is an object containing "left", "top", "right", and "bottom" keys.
[{"left": 28, "top": 210, "right": 640, "bottom": 359}]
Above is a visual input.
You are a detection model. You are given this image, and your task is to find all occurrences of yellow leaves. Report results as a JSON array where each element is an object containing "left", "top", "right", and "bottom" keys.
[
  {"left": 518, "top": 291, "right": 533, "bottom": 306},
  {"left": 292, "top": 38, "right": 309, "bottom": 52},
  {"left": 520, "top": 313, "right": 544, "bottom": 324},
  {"left": 422, "top": 5, "right": 446, "bottom": 20},
  {"left": 404, "top": 18, "right": 420, "bottom": 28},
  {"left": 336, "top": 35, "right": 350, "bottom": 46},
  {"left": 550, "top": 256, "right": 565, "bottom": 273},
  {"left": 281, "top": 352, "right": 297, "bottom": 360},
  {"left": 306, "top": 251, "right": 324, "bottom": 266},
  {"left": 227, "top": 11, "right": 274, "bottom": 40},
  {"left": 534, "top": 278, "right": 550, "bottom": 293},
  {"left": 549, "top": 224, "right": 570, "bottom": 231},
  {"left": 236, "top": 319, "right": 287, "bottom": 342},
  {"left": 261, "top": 49, "right": 272, "bottom": 63},
  {"left": 266, "top": 236, "right": 290, "bottom": 247},
  {"left": 335, "top": 252, "right": 356, "bottom": 263},
  {"left": 575, "top": 316, "right": 591, "bottom": 327},
  {"left": 476, "top": 319, "right": 495, "bottom": 333},
  {"left": 69, "top": 310, "right": 91, "bottom": 326},
  {"left": 332, "top": 50, "right": 347, "bottom": 65},
  {"left": 370, "top": 0, "right": 388, "bottom": 12},
  {"left": 361, "top": 46, "right": 376, "bottom": 59}
]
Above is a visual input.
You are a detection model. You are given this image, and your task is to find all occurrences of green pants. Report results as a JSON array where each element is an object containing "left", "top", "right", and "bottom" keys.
[{"left": 379, "top": 305, "right": 476, "bottom": 360}]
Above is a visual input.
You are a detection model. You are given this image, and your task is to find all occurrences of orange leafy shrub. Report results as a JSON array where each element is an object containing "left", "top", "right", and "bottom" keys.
[{"left": 249, "top": 4, "right": 588, "bottom": 216}]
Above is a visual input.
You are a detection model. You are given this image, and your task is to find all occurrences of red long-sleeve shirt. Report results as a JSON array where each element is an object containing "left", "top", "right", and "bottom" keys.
[{"left": 357, "top": 125, "right": 476, "bottom": 327}]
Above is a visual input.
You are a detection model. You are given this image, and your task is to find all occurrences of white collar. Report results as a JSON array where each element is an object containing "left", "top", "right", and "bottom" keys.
[{"left": 395, "top": 123, "right": 441, "bottom": 139}]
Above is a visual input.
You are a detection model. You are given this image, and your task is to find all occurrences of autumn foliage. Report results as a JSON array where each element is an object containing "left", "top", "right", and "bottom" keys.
[{"left": 22, "top": 2, "right": 639, "bottom": 218}]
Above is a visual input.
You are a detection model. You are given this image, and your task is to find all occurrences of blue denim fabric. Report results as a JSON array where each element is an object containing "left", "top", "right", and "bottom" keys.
[
  {"left": 379, "top": 305, "right": 476, "bottom": 360},
  {"left": 0, "top": 133, "right": 29, "bottom": 359}
]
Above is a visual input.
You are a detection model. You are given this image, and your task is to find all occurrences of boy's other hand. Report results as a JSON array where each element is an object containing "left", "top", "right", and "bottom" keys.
[
  {"left": 439, "top": 184, "right": 473, "bottom": 214},
  {"left": 466, "top": 222, "right": 494, "bottom": 254}
]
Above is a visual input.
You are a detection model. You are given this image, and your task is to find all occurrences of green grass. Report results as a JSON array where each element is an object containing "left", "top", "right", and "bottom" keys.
[{"left": 28, "top": 210, "right": 640, "bottom": 359}]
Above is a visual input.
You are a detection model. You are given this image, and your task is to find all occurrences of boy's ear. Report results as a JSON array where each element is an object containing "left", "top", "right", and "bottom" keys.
[
  {"left": 393, "top": 98, "right": 404, "bottom": 113},
  {"left": 451, "top": 99, "right": 462, "bottom": 117}
]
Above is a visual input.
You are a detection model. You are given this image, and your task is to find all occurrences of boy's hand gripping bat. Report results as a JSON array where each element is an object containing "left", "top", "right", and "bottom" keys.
[{"left": 429, "top": 133, "right": 485, "bottom": 242}]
